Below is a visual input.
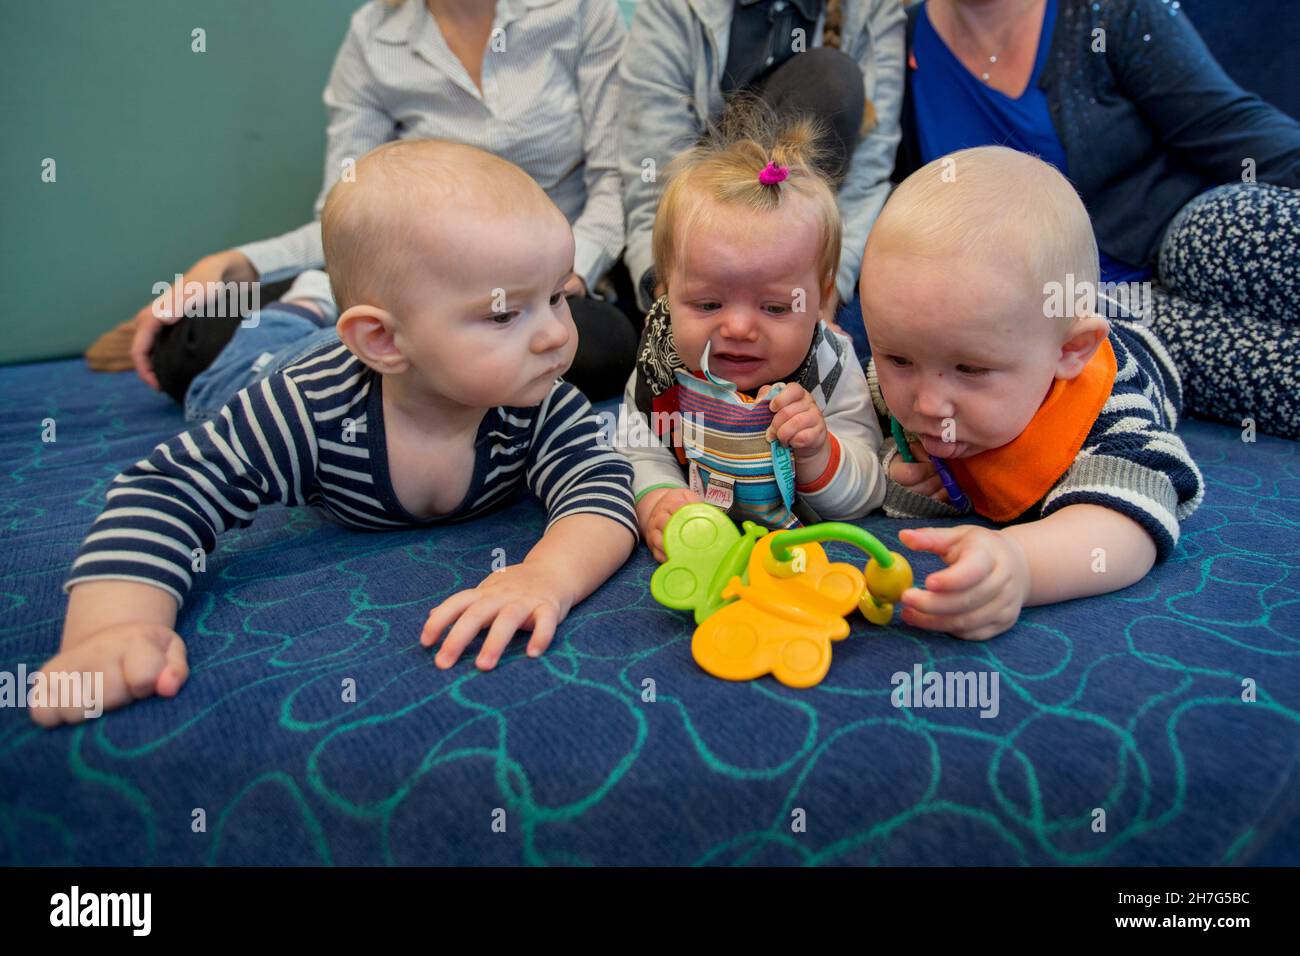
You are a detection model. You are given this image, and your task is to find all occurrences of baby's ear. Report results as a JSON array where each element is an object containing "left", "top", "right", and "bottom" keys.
[
  {"left": 1055, "top": 313, "right": 1110, "bottom": 380},
  {"left": 337, "top": 304, "right": 406, "bottom": 374}
]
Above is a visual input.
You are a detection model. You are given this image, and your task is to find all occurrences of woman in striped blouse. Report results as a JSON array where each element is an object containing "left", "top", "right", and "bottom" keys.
[{"left": 95, "top": 0, "right": 640, "bottom": 405}]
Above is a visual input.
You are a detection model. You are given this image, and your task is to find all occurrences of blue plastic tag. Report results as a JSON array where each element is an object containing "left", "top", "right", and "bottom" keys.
[
  {"left": 771, "top": 442, "right": 796, "bottom": 510},
  {"left": 763, "top": 383, "right": 796, "bottom": 509}
]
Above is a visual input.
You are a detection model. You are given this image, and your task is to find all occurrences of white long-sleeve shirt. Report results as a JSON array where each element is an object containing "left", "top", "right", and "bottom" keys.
[{"left": 237, "top": 0, "right": 627, "bottom": 292}]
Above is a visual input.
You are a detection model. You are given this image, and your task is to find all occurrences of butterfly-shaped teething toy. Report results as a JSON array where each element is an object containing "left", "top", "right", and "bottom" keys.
[{"left": 650, "top": 504, "right": 914, "bottom": 687}]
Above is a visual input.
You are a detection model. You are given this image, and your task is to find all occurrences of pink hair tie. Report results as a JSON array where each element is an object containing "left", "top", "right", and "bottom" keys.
[{"left": 758, "top": 161, "right": 789, "bottom": 186}]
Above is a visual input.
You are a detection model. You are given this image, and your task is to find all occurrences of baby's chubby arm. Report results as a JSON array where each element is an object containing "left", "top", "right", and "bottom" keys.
[
  {"left": 32, "top": 581, "right": 188, "bottom": 727},
  {"left": 899, "top": 504, "right": 1157, "bottom": 640},
  {"left": 35, "top": 373, "right": 320, "bottom": 726},
  {"left": 421, "top": 513, "right": 636, "bottom": 669},
  {"left": 422, "top": 382, "right": 639, "bottom": 668},
  {"left": 1001, "top": 504, "right": 1158, "bottom": 605}
]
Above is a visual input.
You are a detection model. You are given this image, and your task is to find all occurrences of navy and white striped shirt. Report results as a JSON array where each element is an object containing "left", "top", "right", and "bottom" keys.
[{"left": 66, "top": 341, "right": 638, "bottom": 606}]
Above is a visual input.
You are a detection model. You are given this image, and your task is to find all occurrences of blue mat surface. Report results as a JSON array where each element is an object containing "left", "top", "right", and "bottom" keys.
[{"left": 1, "top": 358, "right": 1298, "bottom": 866}]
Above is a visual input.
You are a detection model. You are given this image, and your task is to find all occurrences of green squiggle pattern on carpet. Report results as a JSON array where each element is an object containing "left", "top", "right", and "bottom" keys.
[{"left": 1, "top": 360, "right": 1298, "bottom": 866}]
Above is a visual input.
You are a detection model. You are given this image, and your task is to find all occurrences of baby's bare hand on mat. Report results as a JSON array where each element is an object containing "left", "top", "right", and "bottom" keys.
[
  {"left": 29, "top": 623, "right": 189, "bottom": 727},
  {"left": 421, "top": 564, "right": 570, "bottom": 670},
  {"left": 896, "top": 526, "right": 1030, "bottom": 641}
]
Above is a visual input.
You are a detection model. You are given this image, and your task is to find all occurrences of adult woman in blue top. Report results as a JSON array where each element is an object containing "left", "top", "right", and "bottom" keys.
[{"left": 894, "top": 0, "right": 1300, "bottom": 439}]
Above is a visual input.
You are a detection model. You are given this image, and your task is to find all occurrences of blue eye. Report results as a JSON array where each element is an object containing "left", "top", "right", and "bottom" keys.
[
  {"left": 694, "top": 301, "right": 721, "bottom": 313},
  {"left": 489, "top": 312, "right": 515, "bottom": 325}
]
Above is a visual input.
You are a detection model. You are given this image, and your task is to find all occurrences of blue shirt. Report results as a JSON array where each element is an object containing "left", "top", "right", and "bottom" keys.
[{"left": 912, "top": 0, "right": 1150, "bottom": 284}]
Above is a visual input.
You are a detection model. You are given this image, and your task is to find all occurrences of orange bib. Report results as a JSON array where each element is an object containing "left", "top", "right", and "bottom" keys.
[{"left": 945, "top": 339, "right": 1117, "bottom": 521}]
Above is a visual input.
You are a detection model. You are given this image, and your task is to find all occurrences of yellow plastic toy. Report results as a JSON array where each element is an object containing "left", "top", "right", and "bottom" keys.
[{"left": 650, "top": 504, "right": 913, "bottom": 688}]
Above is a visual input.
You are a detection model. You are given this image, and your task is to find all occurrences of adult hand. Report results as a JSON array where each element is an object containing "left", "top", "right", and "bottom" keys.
[
  {"left": 562, "top": 272, "right": 588, "bottom": 299},
  {"left": 130, "top": 249, "right": 258, "bottom": 390}
]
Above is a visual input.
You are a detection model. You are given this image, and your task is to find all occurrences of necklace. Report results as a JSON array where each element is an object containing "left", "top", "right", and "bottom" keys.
[{"left": 945, "top": 0, "right": 1041, "bottom": 84}]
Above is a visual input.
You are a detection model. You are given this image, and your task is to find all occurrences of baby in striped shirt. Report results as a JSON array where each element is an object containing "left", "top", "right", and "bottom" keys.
[
  {"left": 34, "top": 140, "right": 639, "bottom": 726},
  {"left": 858, "top": 146, "right": 1204, "bottom": 641}
]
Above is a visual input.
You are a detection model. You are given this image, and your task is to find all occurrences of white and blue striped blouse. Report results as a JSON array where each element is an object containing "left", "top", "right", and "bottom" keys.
[{"left": 237, "top": 0, "right": 627, "bottom": 292}]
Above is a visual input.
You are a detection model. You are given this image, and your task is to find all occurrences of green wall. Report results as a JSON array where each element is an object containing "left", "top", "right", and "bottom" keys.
[
  {"left": 0, "top": 1, "right": 643, "bottom": 366},
  {"left": 0, "top": 0, "right": 363, "bottom": 365}
]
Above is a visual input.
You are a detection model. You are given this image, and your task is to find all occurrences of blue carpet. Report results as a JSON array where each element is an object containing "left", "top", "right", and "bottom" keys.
[{"left": 1, "top": 358, "right": 1298, "bottom": 865}]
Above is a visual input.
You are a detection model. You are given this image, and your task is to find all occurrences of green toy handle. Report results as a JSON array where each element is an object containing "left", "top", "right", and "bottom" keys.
[
  {"left": 767, "top": 523, "right": 896, "bottom": 569},
  {"left": 890, "top": 417, "right": 917, "bottom": 463}
]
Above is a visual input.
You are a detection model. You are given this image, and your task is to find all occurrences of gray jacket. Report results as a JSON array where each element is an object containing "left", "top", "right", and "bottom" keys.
[{"left": 618, "top": 0, "right": 906, "bottom": 310}]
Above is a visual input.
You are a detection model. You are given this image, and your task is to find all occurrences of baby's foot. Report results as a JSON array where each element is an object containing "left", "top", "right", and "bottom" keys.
[{"left": 29, "top": 624, "right": 189, "bottom": 727}]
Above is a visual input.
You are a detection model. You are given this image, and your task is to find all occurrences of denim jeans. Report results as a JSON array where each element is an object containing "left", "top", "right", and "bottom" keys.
[{"left": 184, "top": 302, "right": 340, "bottom": 422}]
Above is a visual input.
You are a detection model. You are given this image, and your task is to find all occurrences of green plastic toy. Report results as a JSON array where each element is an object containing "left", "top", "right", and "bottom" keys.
[
  {"left": 650, "top": 504, "right": 916, "bottom": 687},
  {"left": 650, "top": 504, "right": 914, "bottom": 627},
  {"left": 650, "top": 503, "right": 768, "bottom": 625}
]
